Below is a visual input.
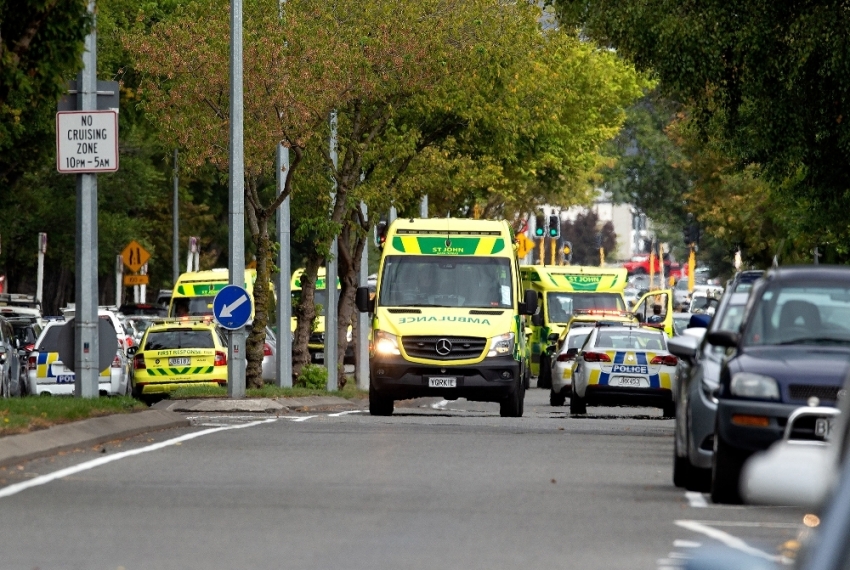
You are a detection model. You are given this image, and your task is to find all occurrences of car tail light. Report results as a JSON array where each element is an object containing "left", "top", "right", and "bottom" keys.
[
  {"left": 583, "top": 351, "right": 611, "bottom": 363},
  {"left": 263, "top": 343, "right": 272, "bottom": 357},
  {"left": 28, "top": 355, "right": 37, "bottom": 371},
  {"left": 125, "top": 335, "right": 135, "bottom": 348},
  {"left": 25, "top": 343, "right": 34, "bottom": 352},
  {"left": 651, "top": 355, "right": 679, "bottom": 366},
  {"left": 215, "top": 350, "right": 227, "bottom": 366},
  {"left": 133, "top": 353, "right": 146, "bottom": 370},
  {"left": 112, "top": 354, "right": 122, "bottom": 368}
]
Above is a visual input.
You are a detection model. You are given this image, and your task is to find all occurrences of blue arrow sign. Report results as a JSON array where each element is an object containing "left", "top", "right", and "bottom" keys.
[{"left": 213, "top": 285, "right": 253, "bottom": 330}]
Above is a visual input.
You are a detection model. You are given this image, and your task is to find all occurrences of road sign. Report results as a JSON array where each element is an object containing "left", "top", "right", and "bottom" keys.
[
  {"left": 56, "top": 110, "right": 119, "bottom": 173},
  {"left": 57, "top": 318, "right": 119, "bottom": 373},
  {"left": 123, "top": 274, "right": 149, "bottom": 286},
  {"left": 57, "top": 79, "right": 120, "bottom": 112},
  {"left": 121, "top": 240, "right": 150, "bottom": 273},
  {"left": 213, "top": 285, "right": 253, "bottom": 330},
  {"left": 516, "top": 233, "right": 534, "bottom": 258}
]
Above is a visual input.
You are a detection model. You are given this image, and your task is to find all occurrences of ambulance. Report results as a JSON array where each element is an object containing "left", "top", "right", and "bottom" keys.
[
  {"left": 520, "top": 265, "right": 630, "bottom": 384},
  {"left": 355, "top": 218, "right": 538, "bottom": 417},
  {"left": 168, "top": 268, "right": 259, "bottom": 319}
]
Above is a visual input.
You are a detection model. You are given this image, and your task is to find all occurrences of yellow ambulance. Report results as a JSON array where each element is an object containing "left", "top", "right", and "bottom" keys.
[
  {"left": 290, "top": 268, "right": 353, "bottom": 365},
  {"left": 355, "top": 218, "right": 538, "bottom": 417},
  {"left": 169, "top": 268, "right": 258, "bottom": 319}
]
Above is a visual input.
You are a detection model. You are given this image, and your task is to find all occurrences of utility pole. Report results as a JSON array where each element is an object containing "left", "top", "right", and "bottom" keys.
[
  {"left": 172, "top": 149, "right": 179, "bottom": 285},
  {"left": 227, "top": 0, "right": 246, "bottom": 398},
  {"left": 325, "top": 111, "right": 339, "bottom": 391},
  {"left": 357, "top": 202, "right": 369, "bottom": 390},
  {"left": 275, "top": 143, "right": 292, "bottom": 387}
]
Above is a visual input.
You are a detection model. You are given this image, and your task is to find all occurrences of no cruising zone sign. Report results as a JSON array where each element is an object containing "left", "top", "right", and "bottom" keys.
[{"left": 56, "top": 110, "right": 119, "bottom": 173}]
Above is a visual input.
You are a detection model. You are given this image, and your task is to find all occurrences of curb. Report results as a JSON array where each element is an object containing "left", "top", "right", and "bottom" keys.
[
  {"left": 156, "top": 396, "right": 360, "bottom": 414},
  {"left": 0, "top": 410, "right": 189, "bottom": 469}
]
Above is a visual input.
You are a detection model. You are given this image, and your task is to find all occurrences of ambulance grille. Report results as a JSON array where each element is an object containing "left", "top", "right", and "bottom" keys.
[{"left": 402, "top": 336, "right": 487, "bottom": 361}]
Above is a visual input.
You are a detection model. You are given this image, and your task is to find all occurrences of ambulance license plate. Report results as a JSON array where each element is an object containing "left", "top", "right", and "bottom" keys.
[
  {"left": 169, "top": 357, "right": 191, "bottom": 366},
  {"left": 428, "top": 377, "right": 457, "bottom": 388},
  {"left": 314, "top": 352, "right": 324, "bottom": 361}
]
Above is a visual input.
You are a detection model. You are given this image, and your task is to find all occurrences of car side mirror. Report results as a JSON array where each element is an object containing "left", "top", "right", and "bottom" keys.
[
  {"left": 547, "top": 333, "right": 559, "bottom": 342},
  {"left": 355, "top": 287, "right": 374, "bottom": 313},
  {"left": 126, "top": 346, "right": 138, "bottom": 357},
  {"left": 520, "top": 289, "right": 538, "bottom": 315},
  {"left": 706, "top": 330, "right": 740, "bottom": 348},
  {"left": 667, "top": 335, "right": 700, "bottom": 359},
  {"left": 531, "top": 313, "right": 543, "bottom": 326}
]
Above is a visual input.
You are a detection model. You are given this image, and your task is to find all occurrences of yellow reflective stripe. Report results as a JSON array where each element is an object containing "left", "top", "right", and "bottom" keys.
[
  {"left": 588, "top": 368, "right": 601, "bottom": 386},
  {"left": 400, "top": 236, "right": 421, "bottom": 253},
  {"left": 474, "top": 237, "right": 496, "bottom": 255},
  {"left": 659, "top": 372, "right": 672, "bottom": 389}
]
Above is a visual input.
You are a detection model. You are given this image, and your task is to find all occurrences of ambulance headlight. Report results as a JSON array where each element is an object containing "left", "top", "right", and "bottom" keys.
[
  {"left": 487, "top": 333, "right": 515, "bottom": 357},
  {"left": 374, "top": 331, "right": 400, "bottom": 356}
]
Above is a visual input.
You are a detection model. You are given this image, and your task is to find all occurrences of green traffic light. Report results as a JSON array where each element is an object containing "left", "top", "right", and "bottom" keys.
[
  {"left": 548, "top": 229, "right": 558, "bottom": 237},
  {"left": 535, "top": 228, "right": 544, "bottom": 237}
]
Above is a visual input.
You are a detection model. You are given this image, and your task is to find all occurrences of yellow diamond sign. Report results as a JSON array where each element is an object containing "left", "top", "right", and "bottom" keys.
[{"left": 121, "top": 240, "right": 150, "bottom": 273}]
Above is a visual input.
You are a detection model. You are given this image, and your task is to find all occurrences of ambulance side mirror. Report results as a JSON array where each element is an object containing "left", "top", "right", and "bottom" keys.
[
  {"left": 520, "top": 289, "right": 537, "bottom": 315},
  {"left": 355, "top": 287, "right": 374, "bottom": 313}
]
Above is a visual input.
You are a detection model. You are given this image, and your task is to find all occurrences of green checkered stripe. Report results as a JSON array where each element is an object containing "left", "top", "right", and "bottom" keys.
[{"left": 144, "top": 366, "right": 214, "bottom": 377}]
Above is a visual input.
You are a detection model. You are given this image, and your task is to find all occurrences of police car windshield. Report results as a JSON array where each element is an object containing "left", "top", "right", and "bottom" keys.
[
  {"left": 379, "top": 256, "right": 513, "bottom": 308},
  {"left": 144, "top": 330, "right": 215, "bottom": 350},
  {"left": 595, "top": 330, "right": 666, "bottom": 350},
  {"left": 547, "top": 293, "right": 625, "bottom": 323}
]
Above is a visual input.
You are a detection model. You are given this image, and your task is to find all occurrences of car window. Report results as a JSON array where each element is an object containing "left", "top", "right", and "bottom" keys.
[
  {"left": 36, "top": 325, "right": 64, "bottom": 352},
  {"left": 566, "top": 331, "right": 591, "bottom": 350},
  {"left": 144, "top": 330, "right": 215, "bottom": 350},
  {"left": 744, "top": 284, "right": 850, "bottom": 346},
  {"left": 595, "top": 330, "right": 666, "bottom": 350}
]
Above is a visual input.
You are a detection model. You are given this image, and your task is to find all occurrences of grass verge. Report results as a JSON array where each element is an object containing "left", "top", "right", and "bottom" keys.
[
  {"left": 0, "top": 397, "right": 146, "bottom": 437},
  {"left": 167, "top": 382, "right": 366, "bottom": 400}
]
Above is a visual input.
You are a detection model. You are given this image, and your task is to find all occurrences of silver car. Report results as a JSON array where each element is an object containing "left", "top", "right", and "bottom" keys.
[
  {"left": 668, "top": 270, "right": 762, "bottom": 491},
  {"left": 0, "top": 316, "right": 23, "bottom": 397}
]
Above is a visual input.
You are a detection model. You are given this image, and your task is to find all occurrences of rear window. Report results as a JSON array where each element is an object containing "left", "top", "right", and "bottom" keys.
[
  {"left": 36, "top": 325, "right": 64, "bottom": 352},
  {"left": 144, "top": 330, "right": 215, "bottom": 350},
  {"left": 595, "top": 330, "right": 666, "bottom": 350},
  {"left": 567, "top": 331, "right": 591, "bottom": 350}
]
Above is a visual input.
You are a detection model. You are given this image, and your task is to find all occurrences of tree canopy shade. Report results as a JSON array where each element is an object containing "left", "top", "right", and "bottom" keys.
[
  {"left": 0, "top": 0, "right": 91, "bottom": 185},
  {"left": 556, "top": 0, "right": 850, "bottom": 231}
]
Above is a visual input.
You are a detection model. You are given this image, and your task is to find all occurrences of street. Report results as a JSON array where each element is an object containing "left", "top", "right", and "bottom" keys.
[{"left": 0, "top": 389, "right": 806, "bottom": 570}]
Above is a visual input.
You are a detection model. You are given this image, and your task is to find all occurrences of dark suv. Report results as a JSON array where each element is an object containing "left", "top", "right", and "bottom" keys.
[{"left": 707, "top": 266, "right": 850, "bottom": 503}]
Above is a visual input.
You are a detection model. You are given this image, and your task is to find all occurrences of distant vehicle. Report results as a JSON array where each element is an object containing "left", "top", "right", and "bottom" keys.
[
  {"left": 28, "top": 320, "right": 130, "bottom": 396},
  {"left": 119, "top": 303, "right": 168, "bottom": 317},
  {"left": 706, "top": 266, "right": 850, "bottom": 503},
  {"left": 622, "top": 255, "right": 686, "bottom": 279},
  {"left": 0, "top": 293, "right": 43, "bottom": 324},
  {"left": 569, "top": 325, "right": 678, "bottom": 417},
  {"left": 0, "top": 316, "right": 23, "bottom": 397},
  {"left": 169, "top": 268, "right": 264, "bottom": 319},
  {"left": 7, "top": 317, "right": 43, "bottom": 394},
  {"left": 549, "top": 326, "right": 592, "bottom": 406}
]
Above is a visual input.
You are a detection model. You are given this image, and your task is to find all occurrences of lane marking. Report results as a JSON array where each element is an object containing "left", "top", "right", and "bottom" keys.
[
  {"left": 675, "top": 520, "right": 790, "bottom": 563},
  {"left": 0, "top": 418, "right": 277, "bottom": 500},
  {"left": 673, "top": 540, "right": 702, "bottom": 548},
  {"left": 682, "top": 520, "right": 802, "bottom": 529},
  {"left": 686, "top": 491, "right": 708, "bottom": 508},
  {"left": 290, "top": 415, "right": 317, "bottom": 422},
  {"left": 328, "top": 410, "right": 363, "bottom": 417},
  {"left": 431, "top": 400, "right": 449, "bottom": 410}
]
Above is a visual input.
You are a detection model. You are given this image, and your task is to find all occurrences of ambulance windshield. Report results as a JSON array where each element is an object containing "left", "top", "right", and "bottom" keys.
[{"left": 379, "top": 256, "right": 513, "bottom": 309}]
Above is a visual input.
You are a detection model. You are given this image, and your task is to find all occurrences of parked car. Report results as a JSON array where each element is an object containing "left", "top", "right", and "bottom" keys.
[
  {"left": 27, "top": 320, "right": 130, "bottom": 396},
  {"left": 548, "top": 326, "right": 592, "bottom": 406},
  {"left": 667, "top": 270, "right": 763, "bottom": 492},
  {"left": 0, "top": 316, "right": 23, "bottom": 397},
  {"left": 7, "top": 317, "right": 43, "bottom": 395},
  {"left": 706, "top": 266, "right": 850, "bottom": 503}
]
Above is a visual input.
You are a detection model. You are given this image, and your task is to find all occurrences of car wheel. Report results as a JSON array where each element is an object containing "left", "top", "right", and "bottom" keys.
[
  {"left": 711, "top": 435, "right": 746, "bottom": 504},
  {"left": 549, "top": 390, "right": 566, "bottom": 407},
  {"left": 661, "top": 402, "right": 676, "bottom": 418},
  {"left": 369, "top": 384, "right": 393, "bottom": 416},
  {"left": 569, "top": 392, "right": 586, "bottom": 415},
  {"left": 537, "top": 354, "right": 551, "bottom": 389},
  {"left": 500, "top": 379, "right": 524, "bottom": 417}
]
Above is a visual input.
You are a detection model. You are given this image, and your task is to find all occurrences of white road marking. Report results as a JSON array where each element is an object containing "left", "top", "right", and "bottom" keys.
[
  {"left": 431, "top": 400, "right": 449, "bottom": 410},
  {"left": 328, "top": 410, "right": 363, "bottom": 417},
  {"left": 684, "top": 520, "right": 802, "bottom": 529},
  {"left": 673, "top": 540, "right": 702, "bottom": 548},
  {"left": 686, "top": 491, "right": 708, "bottom": 508},
  {"left": 290, "top": 415, "right": 317, "bottom": 422},
  {"left": 0, "top": 418, "right": 277, "bottom": 500},
  {"left": 675, "top": 520, "right": 789, "bottom": 563}
]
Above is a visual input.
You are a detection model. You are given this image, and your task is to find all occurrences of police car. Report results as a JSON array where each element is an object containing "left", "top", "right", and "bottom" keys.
[
  {"left": 130, "top": 319, "right": 228, "bottom": 399},
  {"left": 27, "top": 320, "right": 130, "bottom": 396},
  {"left": 569, "top": 325, "right": 678, "bottom": 417}
]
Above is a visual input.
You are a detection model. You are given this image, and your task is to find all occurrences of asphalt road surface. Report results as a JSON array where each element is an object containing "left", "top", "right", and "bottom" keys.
[{"left": 0, "top": 389, "right": 809, "bottom": 570}]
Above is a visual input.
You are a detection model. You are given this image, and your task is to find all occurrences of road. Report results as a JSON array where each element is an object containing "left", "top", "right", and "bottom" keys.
[{"left": 0, "top": 389, "right": 807, "bottom": 570}]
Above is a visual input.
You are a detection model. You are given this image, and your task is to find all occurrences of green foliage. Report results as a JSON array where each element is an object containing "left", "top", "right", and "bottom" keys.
[
  {"left": 295, "top": 364, "right": 328, "bottom": 390},
  {"left": 560, "top": 211, "right": 617, "bottom": 266}
]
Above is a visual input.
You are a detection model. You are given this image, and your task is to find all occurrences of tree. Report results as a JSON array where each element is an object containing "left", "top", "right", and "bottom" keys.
[
  {"left": 561, "top": 211, "right": 616, "bottom": 266},
  {"left": 555, "top": 0, "right": 850, "bottom": 241}
]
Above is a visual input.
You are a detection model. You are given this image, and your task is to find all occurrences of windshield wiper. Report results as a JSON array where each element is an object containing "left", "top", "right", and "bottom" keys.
[{"left": 775, "top": 337, "right": 850, "bottom": 346}]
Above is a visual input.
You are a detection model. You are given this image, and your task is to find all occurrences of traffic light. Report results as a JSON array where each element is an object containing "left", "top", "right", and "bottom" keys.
[
  {"left": 534, "top": 212, "right": 546, "bottom": 239},
  {"left": 374, "top": 218, "right": 388, "bottom": 248},
  {"left": 548, "top": 214, "right": 560, "bottom": 238},
  {"left": 682, "top": 222, "right": 700, "bottom": 246},
  {"left": 562, "top": 241, "right": 573, "bottom": 263},
  {"left": 683, "top": 224, "right": 692, "bottom": 245}
]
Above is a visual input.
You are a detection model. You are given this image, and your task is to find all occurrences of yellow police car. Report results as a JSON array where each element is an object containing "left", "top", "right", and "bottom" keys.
[
  {"left": 570, "top": 325, "right": 678, "bottom": 417},
  {"left": 130, "top": 319, "right": 228, "bottom": 398}
]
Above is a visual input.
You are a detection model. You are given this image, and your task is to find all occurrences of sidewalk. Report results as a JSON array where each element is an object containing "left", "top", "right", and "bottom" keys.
[{"left": 0, "top": 396, "right": 362, "bottom": 469}]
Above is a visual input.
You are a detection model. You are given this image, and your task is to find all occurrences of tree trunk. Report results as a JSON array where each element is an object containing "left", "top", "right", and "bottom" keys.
[
  {"left": 336, "top": 214, "right": 367, "bottom": 389},
  {"left": 292, "top": 254, "right": 322, "bottom": 381},
  {"left": 246, "top": 214, "right": 271, "bottom": 389}
]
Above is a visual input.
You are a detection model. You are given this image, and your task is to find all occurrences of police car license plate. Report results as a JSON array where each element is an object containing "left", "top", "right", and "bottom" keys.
[
  {"left": 56, "top": 374, "right": 75, "bottom": 384},
  {"left": 610, "top": 376, "right": 649, "bottom": 388},
  {"left": 428, "top": 377, "right": 457, "bottom": 388},
  {"left": 169, "top": 357, "right": 191, "bottom": 366}
]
